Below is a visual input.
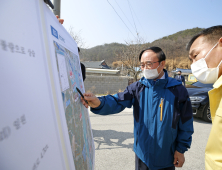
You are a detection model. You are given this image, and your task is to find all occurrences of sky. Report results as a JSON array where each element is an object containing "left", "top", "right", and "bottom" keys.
[{"left": 59, "top": 0, "right": 222, "bottom": 48}]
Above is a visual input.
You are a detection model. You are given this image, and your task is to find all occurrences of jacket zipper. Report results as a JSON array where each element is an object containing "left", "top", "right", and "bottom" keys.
[{"left": 159, "top": 98, "right": 164, "bottom": 121}]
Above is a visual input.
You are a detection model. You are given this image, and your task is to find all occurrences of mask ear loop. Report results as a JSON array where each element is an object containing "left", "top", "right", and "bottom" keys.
[
  {"left": 218, "top": 60, "right": 222, "bottom": 69},
  {"left": 205, "top": 42, "right": 219, "bottom": 60},
  {"left": 217, "top": 38, "right": 222, "bottom": 71},
  {"left": 157, "top": 61, "right": 163, "bottom": 77}
]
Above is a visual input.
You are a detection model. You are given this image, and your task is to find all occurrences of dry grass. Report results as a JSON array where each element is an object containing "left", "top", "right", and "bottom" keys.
[{"left": 164, "top": 57, "right": 192, "bottom": 71}]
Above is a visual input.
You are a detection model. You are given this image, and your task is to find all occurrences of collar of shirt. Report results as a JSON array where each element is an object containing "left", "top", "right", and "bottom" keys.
[
  {"left": 159, "top": 72, "right": 165, "bottom": 79},
  {"left": 153, "top": 72, "right": 166, "bottom": 85},
  {"left": 153, "top": 72, "right": 165, "bottom": 81}
]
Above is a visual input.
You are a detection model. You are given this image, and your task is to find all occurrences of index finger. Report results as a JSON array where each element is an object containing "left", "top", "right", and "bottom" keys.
[
  {"left": 83, "top": 93, "right": 94, "bottom": 97},
  {"left": 80, "top": 97, "right": 89, "bottom": 108}
]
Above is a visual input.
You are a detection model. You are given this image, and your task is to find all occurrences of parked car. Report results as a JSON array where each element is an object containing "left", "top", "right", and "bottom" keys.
[
  {"left": 188, "top": 74, "right": 197, "bottom": 82},
  {"left": 186, "top": 81, "right": 213, "bottom": 122}
]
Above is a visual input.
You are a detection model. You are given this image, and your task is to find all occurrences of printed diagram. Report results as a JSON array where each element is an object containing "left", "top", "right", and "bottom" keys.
[
  {"left": 57, "top": 53, "right": 70, "bottom": 91},
  {"left": 54, "top": 41, "right": 94, "bottom": 170}
]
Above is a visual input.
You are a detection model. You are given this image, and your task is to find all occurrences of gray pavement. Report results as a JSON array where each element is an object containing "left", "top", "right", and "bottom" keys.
[{"left": 89, "top": 107, "right": 212, "bottom": 170}]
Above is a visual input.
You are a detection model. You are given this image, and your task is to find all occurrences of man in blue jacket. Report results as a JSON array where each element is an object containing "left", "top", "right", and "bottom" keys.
[{"left": 81, "top": 47, "right": 194, "bottom": 170}]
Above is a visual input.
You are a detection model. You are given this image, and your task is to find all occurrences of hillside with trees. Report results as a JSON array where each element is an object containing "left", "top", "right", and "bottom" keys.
[
  {"left": 150, "top": 27, "right": 204, "bottom": 70},
  {"left": 80, "top": 43, "right": 126, "bottom": 63},
  {"left": 79, "top": 27, "right": 204, "bottom": 80}
]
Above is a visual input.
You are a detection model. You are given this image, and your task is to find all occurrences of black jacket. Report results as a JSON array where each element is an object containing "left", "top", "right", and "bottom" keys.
[{"left": 175, "top": 75, "right": 185, "bottom": 86}]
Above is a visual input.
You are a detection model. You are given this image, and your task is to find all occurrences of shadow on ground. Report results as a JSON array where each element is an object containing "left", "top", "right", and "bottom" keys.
[
  {"left": 193, "top": 117, "right": 212, "bottom": 125},
  {"left": 92, "top": 129, "right": 134, "bottom": 150}
]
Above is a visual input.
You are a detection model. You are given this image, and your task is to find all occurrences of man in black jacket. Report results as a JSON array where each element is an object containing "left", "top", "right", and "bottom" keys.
[
  {"left": 78, "top": 47, "right": 86, "bottom": 81},
  {"left": 175, "top": 71, "right": 185, "bottom": 86}
]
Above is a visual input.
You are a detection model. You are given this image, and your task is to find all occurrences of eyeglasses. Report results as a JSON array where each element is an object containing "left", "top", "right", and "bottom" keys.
[{"left": 140, "top": 61, "right": 160, "bottom": 68}]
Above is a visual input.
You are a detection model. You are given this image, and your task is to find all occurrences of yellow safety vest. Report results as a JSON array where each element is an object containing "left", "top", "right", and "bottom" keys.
[{"left": 205, "top": 75, "right": 222, "bottom": 170}]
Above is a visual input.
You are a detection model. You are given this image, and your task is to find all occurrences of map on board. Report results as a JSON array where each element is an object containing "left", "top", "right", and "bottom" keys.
[{"left": 54, "top": 41, "right": 94, "bottom": 170}]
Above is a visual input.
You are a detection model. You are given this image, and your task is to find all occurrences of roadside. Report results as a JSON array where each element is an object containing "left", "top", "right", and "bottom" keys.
[{"left": 89, "top": 108, "right": 212, "bottom": 170}]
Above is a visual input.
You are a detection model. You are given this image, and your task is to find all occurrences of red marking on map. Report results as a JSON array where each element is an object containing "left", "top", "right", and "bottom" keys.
[
  {"left": 70, "top": 71, "right": 73, "bottom": 76},
  {"left": 72, "top": 82, "right": 76, "bottom": 88},
  {"left": 79, "top": 112, "right": 82, "bottom": 120},
  {"left": 74, "top": 93, "right": 78, "bottom": 102}
]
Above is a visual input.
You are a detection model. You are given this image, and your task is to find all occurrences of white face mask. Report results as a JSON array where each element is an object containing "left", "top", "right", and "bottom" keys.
[
  {"left": 143, "top": 64, "right": 162, "bottom": 79},
  {"left": 191, "top": 42, "right": 222, "bottom": 84}
]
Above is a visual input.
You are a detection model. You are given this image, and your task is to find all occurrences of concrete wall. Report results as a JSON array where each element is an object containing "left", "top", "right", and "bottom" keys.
[
  {"left": 84, "top": 75, "right": 129, "bottom": 95},
  {"left": 86, "top": 72, "right": 120, "bottom": 76}
]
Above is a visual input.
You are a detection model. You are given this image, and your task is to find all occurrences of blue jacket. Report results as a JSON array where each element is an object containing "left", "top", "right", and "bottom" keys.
[{"left": 91, "top": 70, "right": 193, "bottom": 170}]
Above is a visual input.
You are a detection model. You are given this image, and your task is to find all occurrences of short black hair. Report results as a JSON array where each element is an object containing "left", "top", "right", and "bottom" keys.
[
  {"left": 178, "top": 71, "right": 182, "bottom": 73},
  {"left": 186, "top": 25, "right": 222, "bottom": 51},
  {"left": 139, "top": 46, "right": 166, "bottom": 62},
  {"left": 80, "top": 63, "right": 86, "bottom": 81}
]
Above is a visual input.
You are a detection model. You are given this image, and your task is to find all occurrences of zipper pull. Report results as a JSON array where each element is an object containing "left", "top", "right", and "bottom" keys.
[{"left": 159, "top": 98, "right": 164, "bottom": 121}]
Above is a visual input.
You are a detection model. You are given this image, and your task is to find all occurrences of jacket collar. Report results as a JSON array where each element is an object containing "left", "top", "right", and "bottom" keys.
[{"left": 213, "top": 75, "right": 222, "bottom": 89}]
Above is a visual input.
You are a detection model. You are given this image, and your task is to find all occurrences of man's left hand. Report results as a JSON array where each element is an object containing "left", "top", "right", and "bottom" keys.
[
  {"left": 56, "top": 15, "right": 64, "bottom": 24},
  {"left": 173, "top": 150, "right": 185, "bottom": 167}
]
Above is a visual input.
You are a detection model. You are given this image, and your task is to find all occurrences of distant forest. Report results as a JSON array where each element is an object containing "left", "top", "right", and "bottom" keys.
[{"left": 80, "top": 27, "right": 204, "bottom": 71}]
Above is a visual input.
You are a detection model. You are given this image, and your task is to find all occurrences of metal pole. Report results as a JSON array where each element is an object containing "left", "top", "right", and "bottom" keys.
[{"left": 52, "top": 0, "right": 61, "bottom": 16}]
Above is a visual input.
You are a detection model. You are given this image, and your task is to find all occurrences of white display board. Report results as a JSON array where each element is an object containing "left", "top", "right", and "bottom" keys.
[
  {"left": 0, "top": 1, "right": 66, "bottom": 169},
  {"left": 42, "top": 3, "right": 95, "bottom": 169},
  {"left": 0, "top": 0, "right": 94, "bottom": 170}
]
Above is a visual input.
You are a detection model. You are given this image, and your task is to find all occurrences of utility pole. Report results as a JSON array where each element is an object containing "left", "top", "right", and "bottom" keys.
[{"left": 52, "top": 0, "right": 61, "bottom": 16}]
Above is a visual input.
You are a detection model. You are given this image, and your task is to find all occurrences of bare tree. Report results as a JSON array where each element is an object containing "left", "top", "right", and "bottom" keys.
[
  {"left": 68, "top": 26, "right": 87, "bottom": 49},
  {"left": 115, "top": 35, "right": 147, "bottom": 82},
  {"left": 112, "top": 61, "right": 123, "bottom": 69}
]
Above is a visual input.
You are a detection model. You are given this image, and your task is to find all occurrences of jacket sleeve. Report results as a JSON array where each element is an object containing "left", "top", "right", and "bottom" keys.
[
  {"left": 182, "top": 76, "right": 185, "bottom": 86},
  {"left": 91, "top": 84, "right": 135, "bottom": 115},
  {"left": 176, "top": 87, "right": 194, "bottom": 154}
]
